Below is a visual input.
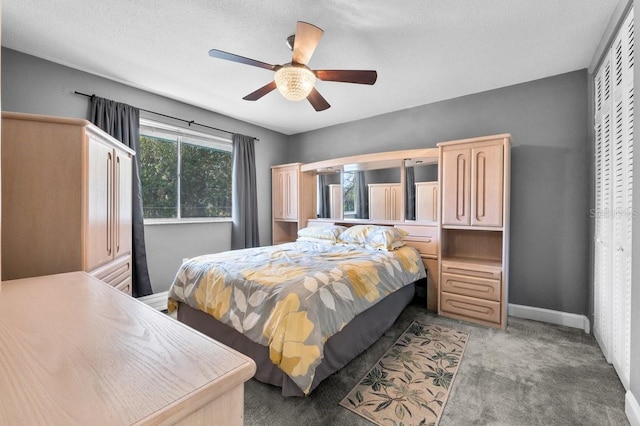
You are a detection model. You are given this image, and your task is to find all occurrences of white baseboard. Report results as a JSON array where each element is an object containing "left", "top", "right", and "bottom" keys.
[
  {"left": 508, "top": 303, "right": 591, "bottom": 333},
  {"left": 137, "top": 291, "right": 169, "bottom": 311},
  {"left": 627, "top": 391, "right": 640, "bottom": 426}
]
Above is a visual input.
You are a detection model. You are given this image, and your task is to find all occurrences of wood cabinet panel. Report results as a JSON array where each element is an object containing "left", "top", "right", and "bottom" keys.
[
  {"left": 423, "top": 258, "right": 439, "bottom": 312},
  {"left": 369, "top": 183, "right": 401, "bottom": 221},
  {"left": 404, "top": 239, "right": 438, "bottom": 257},
  {"left": 441, "top": 272, "right": 501, "bottom": 302},
  {"left": 273, "top": 166, "right": 298, "bottom": 220},
  {"left": 471, "top": 144, "right": 503, "bottom": 226},
  {"left": 89, "top": 254, "right": 131, "bottom": 291},
  {"left": 441, "top": 148, "right": 470, "bottom": 226},
  {"left": 86, "top": 136, "right": 113, "bottom": 271},
  {"left": 441, "top": 260, "right": 502, "bottom": 280},
  {"left": 415, "top": 181, "right": 438, "bottom": 224},
  {"left": 115, "top": 151, "right": 133, "bottom": 259},
  {"left": 440, "top": 292, "right": 501, "bottom": 324}
]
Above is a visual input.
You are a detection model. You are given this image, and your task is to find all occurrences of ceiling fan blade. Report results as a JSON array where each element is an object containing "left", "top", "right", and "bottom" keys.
[
  {"left": 209, "top": 49, "right": 277, "bottom": 71},
  {"left": 315, "top": 70, "right": 378, "bottom": 85},
  {"left": 292, "top": 21, "right": 324, "bottom": 65},
  {"left": 307, "top": 88, "right": 331, "bottom": 111},
  {"left": 243, "top": 81, "right": 277, "bottom": 101}
]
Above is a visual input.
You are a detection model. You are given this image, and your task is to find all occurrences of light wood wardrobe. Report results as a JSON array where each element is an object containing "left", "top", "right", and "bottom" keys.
[
  {"left": 438, "top": 134, "right": 511, "bottom": 329},
  {"left": 1, "top": 112, "right": 134, "bottom": 294}
]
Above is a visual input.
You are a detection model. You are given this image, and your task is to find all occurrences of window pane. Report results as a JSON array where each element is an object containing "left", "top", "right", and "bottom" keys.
[
  {"left": 180, "top": 142, "right": 232, "bottom": 218},
  {"left": 139, "top": 135, "right": 178, "bottom": 218}
]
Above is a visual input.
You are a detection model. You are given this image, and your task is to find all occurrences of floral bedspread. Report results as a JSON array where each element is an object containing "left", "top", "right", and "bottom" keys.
[{"left": 167, "top": 241, "right": 425, "bottom": 395}]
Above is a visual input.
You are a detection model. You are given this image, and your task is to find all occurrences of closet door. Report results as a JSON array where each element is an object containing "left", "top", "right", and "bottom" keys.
[
  {"left": 609, "top": 11, "right": 633, "bottom": 390},
  {"left": 593, "top": 7, "right": 633, "bottom": 391},
  {"left": 594, "top": 56, "right": 613, "bottom": 362}
]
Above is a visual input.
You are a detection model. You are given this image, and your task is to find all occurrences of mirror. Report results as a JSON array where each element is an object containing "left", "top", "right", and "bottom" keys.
[
  {"left": 317, "top": 170, "right": 341, "bottom": 219},
  {"left": 405, "top": 162, "right": 438, "bottom": 223},
  {"left": 344, "top": 167, "right": 401, "bottom": 220}
]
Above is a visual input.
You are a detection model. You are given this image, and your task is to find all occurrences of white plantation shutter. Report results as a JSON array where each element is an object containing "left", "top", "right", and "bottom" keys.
[{"left": 593, "top": 7, "right": 633, "bottom": 390}]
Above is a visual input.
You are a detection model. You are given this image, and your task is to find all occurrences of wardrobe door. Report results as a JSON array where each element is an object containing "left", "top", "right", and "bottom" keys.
[
  {"left": 441, "top": 148, "right": 470, "bottom": 226},
  {"left": 368, "top": 184, "right": 389, "bottom": 220},
  {"left": 273, "top": 169, "right": 286, "bottom": 220},
  {"left": 86, "top": 136, "right": 114, "bottom": 271},
  {"left": 115, "top": 150, "right": 133, "bottom": 259},
  {"left": 470, "top": 143, "right": 504, "bottom": 227},
  {"left": 284, "top": 168, "right": 298, "bottom": 219}
]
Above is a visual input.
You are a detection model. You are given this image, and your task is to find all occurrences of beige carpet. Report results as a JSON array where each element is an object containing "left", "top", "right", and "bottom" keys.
[{"left": 340, "top": 321, "right": 468, "bottom": 426}]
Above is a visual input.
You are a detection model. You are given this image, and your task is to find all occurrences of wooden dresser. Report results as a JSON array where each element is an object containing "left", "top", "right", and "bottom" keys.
[
  {"left": 2, "top": 112, "right": 134, "bottom": 294},
  {"left": 0, "top": 272, "right": 256, "bottom": 425}
]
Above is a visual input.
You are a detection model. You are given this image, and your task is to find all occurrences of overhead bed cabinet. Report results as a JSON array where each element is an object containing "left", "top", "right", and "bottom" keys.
[
  {"left": 368, "top": 183, "right": 401, "bottom": 221},
  {"left": 438, "top": 135, "right": 510, "bottom": 329},
  {"left": 1, "top": 112, "right": 134, "bottom": 294},
  {"left": 271, "top": 163, "right": 315, "bottom": 244}
]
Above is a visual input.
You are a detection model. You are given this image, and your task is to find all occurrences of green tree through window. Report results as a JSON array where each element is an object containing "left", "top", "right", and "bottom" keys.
[{"left": 139, "top": 121, "right": 232, "bottom": 220}]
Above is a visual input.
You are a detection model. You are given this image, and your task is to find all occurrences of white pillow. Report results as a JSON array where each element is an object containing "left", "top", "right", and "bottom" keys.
[{"left": 297, "top": 225, "right": 347, "bottom": 242}]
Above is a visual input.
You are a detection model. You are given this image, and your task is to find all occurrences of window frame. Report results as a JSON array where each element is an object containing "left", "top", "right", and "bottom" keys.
[{"left": 139, "top": 118, "right": 233, "bottom": 224}]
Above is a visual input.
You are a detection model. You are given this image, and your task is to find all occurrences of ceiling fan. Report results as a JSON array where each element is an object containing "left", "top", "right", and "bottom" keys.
[{"left": 208, "top": 21, "right": 377, "bottom": 111}]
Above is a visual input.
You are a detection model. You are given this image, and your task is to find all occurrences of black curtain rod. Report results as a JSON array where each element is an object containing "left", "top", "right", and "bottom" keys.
[{"left": 74, "top": 91, "right": 259, "bottom": 141}]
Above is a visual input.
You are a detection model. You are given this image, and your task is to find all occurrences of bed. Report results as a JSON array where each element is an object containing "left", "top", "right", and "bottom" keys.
[{"left": 168, "top": 225, "right": 426, "bottom": 396}]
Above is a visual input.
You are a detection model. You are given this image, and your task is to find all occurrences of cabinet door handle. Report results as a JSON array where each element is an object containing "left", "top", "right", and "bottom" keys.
[
  {"left": 476, "top": 153, "right": 486, "bottom": 220},
  {"left": 446, "top": 267, "right": 496, "bottom": 277},
  {"left": 457, "top": 156, "right": 466, "bottom": 220}
]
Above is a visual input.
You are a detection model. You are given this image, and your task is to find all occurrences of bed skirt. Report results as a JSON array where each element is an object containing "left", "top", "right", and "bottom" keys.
[{"left": 177, "top": 283, "right": 416, "bottom": 397}]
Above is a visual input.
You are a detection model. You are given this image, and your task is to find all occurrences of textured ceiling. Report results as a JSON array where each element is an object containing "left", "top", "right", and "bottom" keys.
[{"left": 2, "top": 0, "right": 619, "bottom": 135}]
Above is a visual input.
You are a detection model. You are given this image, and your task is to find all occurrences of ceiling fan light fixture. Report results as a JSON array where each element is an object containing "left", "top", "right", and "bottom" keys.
[{"left": 274, "top": 65, "right": 316, "bottom": 101}]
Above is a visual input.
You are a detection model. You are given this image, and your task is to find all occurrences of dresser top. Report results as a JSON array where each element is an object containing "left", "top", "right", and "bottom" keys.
[{"left": 0, "top": 272, "right": 255, "bottom": 425}]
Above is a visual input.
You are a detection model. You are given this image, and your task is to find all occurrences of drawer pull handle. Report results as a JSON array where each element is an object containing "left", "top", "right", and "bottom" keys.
[
  {"left": 449, "top": 300, "right": 492, "bottom": 315},
  {"left": 450, "top": 281, "right": 492, "bottom": 293},
  {"left": 446, "top": 267, "right": 496, "bottom": 277}
]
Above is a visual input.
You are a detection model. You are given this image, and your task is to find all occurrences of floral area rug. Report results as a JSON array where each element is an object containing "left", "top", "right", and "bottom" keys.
[{"left": 340, "top": 322, "right": 469, "bottom": 426}]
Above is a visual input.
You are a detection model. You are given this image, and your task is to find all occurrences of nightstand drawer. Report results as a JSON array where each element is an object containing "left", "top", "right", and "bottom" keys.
[
  {"left": 404, "top": 238, "right": 438, "bottom": 256},
  {"left": 441, "top": 272, "right": 501, "bottom": 301},
  {"left": 441, "top": 292, "right": 501, "bottom": 324},
  {"left": 441, "top": 261, "right": 501, "bottom": 280},
  {"left": 395, "top": 224, "right": 437, "bottom": 237}
]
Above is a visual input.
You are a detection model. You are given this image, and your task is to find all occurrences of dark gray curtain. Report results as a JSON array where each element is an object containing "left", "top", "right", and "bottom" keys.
[
  {"left": 231, "top": 134, "right": 260, "bottom": 249},
  {"left": 355, "top": 171, "right": 369, "bottom": 219},
  {"left": 90, "top": 96, "right": 153, "bottom": 297},
  {"left": 318, "top": 174, "right": 330, "bottom": 218},
  {"left": 405, "top": 167, "right": 416, "bottom": 220}
]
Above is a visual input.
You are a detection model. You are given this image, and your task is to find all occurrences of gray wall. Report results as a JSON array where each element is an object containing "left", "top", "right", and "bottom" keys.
[
  {"left": 290, "top": 70, "right": 591, "bottom": 316},
  {"left": 1, "top": 48, "right": 289, "bottom": 293}
]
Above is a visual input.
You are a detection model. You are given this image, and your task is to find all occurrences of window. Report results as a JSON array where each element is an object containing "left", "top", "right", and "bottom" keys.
[
  {"left": 139, "top": 119, "right": 233, "bottom": 221},
  {"left": 343, "top": 171, "right": 356, "bottom": 215}
]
